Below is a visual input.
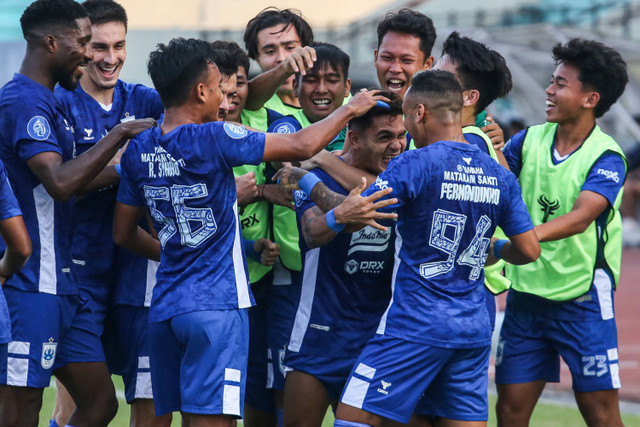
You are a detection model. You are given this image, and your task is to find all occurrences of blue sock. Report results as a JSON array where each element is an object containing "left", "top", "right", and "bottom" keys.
[
  {"left": 333, "top": 420, "right": 372, "bottom": 427},
  {"left": 48, "top": 420, "right": 59, "bottom": 427},
  {"left": 277, "top": 408, "right": 284, "bottom": 427}
]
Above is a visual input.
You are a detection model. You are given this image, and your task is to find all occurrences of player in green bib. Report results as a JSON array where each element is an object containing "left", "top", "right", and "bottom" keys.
[{"left": 496, "top": 39, "right": 628, "bottom": 427}]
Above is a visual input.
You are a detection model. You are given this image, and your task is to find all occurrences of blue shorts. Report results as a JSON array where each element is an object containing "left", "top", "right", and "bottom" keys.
[
  {"left": 340, "top": 334, "right": 489, "bottom": 423},
  {"left": 284, "top": 351, "right": 358, "bottom": 400},
  {"left": 102, "top": 305, "right": 152, "bottom": 403},
  {"left": 266, "top": 277, "right": 301, "bottom": 391},
  {"left": 0, "top": 288, "right": 103, "bottom": 387},
  {"left": 495, "top": 308, "right": 621, "bottom": 392},
  {"left": 149, "top": 309, "right": 249, "bottom": 416}
]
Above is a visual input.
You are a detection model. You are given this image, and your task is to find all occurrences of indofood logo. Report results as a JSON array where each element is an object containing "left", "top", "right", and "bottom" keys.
[{"left": 537, "top": 194, "right": 560, "bottom": 223}]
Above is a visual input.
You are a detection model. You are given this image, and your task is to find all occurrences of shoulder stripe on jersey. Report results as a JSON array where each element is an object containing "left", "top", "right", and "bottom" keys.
[
  {"left": 376, "top": 225, "right": 401, "bottom": 335},
  {"left": 34, "top": 184, "right": 57, "bottom": 294},
  {"left": 232, "top": 202, "right": 252, "bottom": 308},
  {"left": 287, "top": 248, "right": 321, "bottom": 352}
]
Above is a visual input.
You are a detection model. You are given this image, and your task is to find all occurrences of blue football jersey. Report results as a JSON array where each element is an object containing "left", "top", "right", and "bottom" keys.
[
  {"left": 117, "top": 122, "right": 265, "bottom": 322},
  {"left": 0, "top": 159, "right": 23, "bottom": 343},
  {"left": 55, "top": 81, "right": 163, "bottom": 302},
  {"left": 363, "top": 140, "right": 534, "bottom": 349},
  {"left": 0, "top": 73, "right": 77, "bottom": 295},
  {"left": 288, "top": 168, "right": 393, "bottom": 357}
]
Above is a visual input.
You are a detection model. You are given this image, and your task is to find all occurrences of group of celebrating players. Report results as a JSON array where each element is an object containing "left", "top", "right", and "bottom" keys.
[{"left": 0, "top": 0, "right": 630, "bottom": 426}]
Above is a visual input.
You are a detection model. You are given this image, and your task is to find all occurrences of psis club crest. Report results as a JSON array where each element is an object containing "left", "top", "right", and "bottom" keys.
[{"left": 41, "top": 337, "right": 57, "bottom": 369}]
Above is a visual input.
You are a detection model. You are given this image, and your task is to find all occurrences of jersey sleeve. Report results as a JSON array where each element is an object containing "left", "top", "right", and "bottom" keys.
[
  {"left": 267, "top": 116, "right": 303, "bottom": 134},
  {"left": 498, "top": 172, "right": 534, "bottom": 237},
  {"left": 13, "top": 96, "right": 63, "bottom": 162},
  {"left": 464, "top": 133, "right": 490, "bottom": 155},
  {"left": 502, "top": 129, "right": 528, "bottom": 178},
  {"left": 116, "top": 148, "right": 144, "bottom": 207},
  {"left": 361, "top": 152, "right": 419, "bottom": 212},
  {"left": 0, "top": 161, "right": 22, "bottom": 221},
  {"left": 210, "top": 122, "right": 266, "bottom": 168},
  {"left": 135, "top": 85, "right": 164, "bottom": 120},
  {"left": 582, "top": 152, "right": 626, "bottom": 207}
]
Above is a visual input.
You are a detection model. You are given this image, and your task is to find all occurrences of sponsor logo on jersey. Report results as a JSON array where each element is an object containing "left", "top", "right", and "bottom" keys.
[
  {"left": 293, "top": 190, "right": 307, "bottom": 207},
  {"left": 27, "top": 116, "right": 51, "bottom": 141},
  {"left": 274, "top": 122, "right": 297, "bottom": 134},
  {"left": 345, "top": 259, "right": 385, "bottom": 274},
  {"left": 597, "top": 168, "right": 620, "bottom": 183},
  {"left": 41, "top": 337, "right": 57, "bottom": 369},
  {"left": 344, "top": 259, "right": 359, "bottom": 274},
  {"left": 83, "top": 128, "right": 94, "bottom": 140},
  {"left": 348, "top": 226, "right": 391, "bottom": 255},
  {"left": 377, "top": 380, "right": 392, "bottom": 395},
  {"left": 224, "top": 122, "right": 248, "bottom": 139},
  {"left": 537, "top": 194, "right": 560, "bottom": 223},
  {"left": 240, "top": 213, "right": 259, "bottom": 230},
  {"left": 374, "top": 176, "right": 389, "bottom": 190},
  {"left": 463, "top": 156, "right": 472, "bottom": 165}
]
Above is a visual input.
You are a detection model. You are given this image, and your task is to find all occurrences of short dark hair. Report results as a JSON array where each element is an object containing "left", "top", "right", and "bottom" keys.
[
  {"left": 377, "top": 8, "right": 436, "bottom": 59},
  {"left": 82, "top": 0, "right": 127, "bottom": 31},
  {"left": 243, "top": 7, "right": 314, "bottom": 60},
  {"left": 441, "top": 31, "right": 512, "bottom": 114},
  {"left": 552, "top": 38, "right": 628, "bottom": 118},
  {"left": 20, "top": 0, "right": 88, "bottom": 40},
  {"left": 349, "top": 90, "right": 402, "bottom": 132},
  {"left": 307, "top": 42, "right": 350, "bottom": 80},
  {"left": 147, "top": 38, "right": 221, "bottom": 108},
  {"left": 210, "top": 40, "right": 249, "bottom": 75},
  {"left": 408, "top": 70, "right": 463, "bottom": 114}
]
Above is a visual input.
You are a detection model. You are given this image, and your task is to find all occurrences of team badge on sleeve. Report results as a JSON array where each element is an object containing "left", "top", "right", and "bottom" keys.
[
  {"left": 27, "top": 116, "right": 51, "bottom": 141},
  {"left": 293, "top": 190, "right": 307, "bottom": 207},
  {"left": 375, "top": 176, "right": 389, "bottom": 190},
  {"left": 41, "top": 337, "right": 57, "bottom": 369},
  {"left": 274, "top": 122, "right": 296, "bottom": 134},
  {"left": 223, "top": 122, "right": 248, "bottom": 139}
]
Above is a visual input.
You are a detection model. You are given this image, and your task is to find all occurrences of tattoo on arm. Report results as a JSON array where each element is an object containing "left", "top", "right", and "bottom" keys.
[{"left": 309, "top": 182, "right": 346, "bottom": 213}]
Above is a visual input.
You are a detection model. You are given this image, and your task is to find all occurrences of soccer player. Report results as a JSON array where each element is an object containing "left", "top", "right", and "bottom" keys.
[
  {"left": 278, "top": 70, "right": 540, "bottom": 426},
  {"left": 52, "top": 1, "right": 167, "bottom": 426},
  {"left": 282, "top": 93, "right": 404, "bottom": 427},
  {"left": 495, "top": 38, "right": 628, "bottom": 427},
  {"left": 112, "top": 37, "right": 388, "bottom": 426},
  {"left": 244, "top": 7, "right": 314, "bottom": 113},
  {"left": 0, "top": 1, "right": 155, "bottom": 426}
]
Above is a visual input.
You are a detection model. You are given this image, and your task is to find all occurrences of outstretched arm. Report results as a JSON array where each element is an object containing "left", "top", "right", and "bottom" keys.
[
  {"left": 27, "top": 118, "right": 156, "bottom": 202},
  {"left": 300, "top": 150, "right": 377, "bottom": 190},
  {"left": 487, "top": 230, "right": 540, "bottom": 266}
]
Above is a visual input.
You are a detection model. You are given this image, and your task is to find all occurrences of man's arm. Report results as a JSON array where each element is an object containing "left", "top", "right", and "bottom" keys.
[
  {"left": 245, "top": 46, "right": 316, "bottom": 111},
  {"left": 113, "top": 202, "right": 161, "bottom": 262},
  {"left": 263, "top": 91, "right": 387, "bottom": 162},
  {"left": 534, "top": 190, "right": 609, "bottom": 243},
  {"left": 487, "top": 229, "right": 540, "bottom": 266},
  {"left": 26, "top": 118, "right": 156, "bottom": 201},
  {"left": 0, "top": 216, "right": 32, "bottom": 285},
  {"left": 300, "top": 206, "right": 342, "bottom": 248}
]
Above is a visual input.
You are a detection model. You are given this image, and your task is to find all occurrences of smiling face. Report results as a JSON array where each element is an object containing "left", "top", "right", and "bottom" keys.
[
  {"left": 374, "top": 31, "right": 431, "bottom": 98},
  {"left": 217, "top": 73, "right": 237, "bottom": 121},
  {"left": 295, "top": 62, "right": 350, "bottom": 123},
  {"left": 545, "top": 62, "right": 597, "bottom": 124},
  {"left": 255, "top": 23, "right": 301, "bottom": 95},
  {"left": 83, "top": 21, "right": 126, "bottom": 91},
  {"left": 351, "top": 114, "right": 406, "bottom": 174},
  {"left": 227, "top": 66, "right": 248, "bottom": 122},
  {"left": 55, "top": 17, "right": 93, "bottom": 90}
]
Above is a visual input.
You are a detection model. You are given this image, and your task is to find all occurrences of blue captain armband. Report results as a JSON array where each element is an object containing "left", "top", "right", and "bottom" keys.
[
  {"left": 299, "top": 173, "right": 322, "bottom": 195},
  {"left": 494, "top": 239, "right": 508, "bottom": 260}
]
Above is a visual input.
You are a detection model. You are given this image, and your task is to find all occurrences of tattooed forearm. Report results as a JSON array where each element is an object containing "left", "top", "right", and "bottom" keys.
[{"left": 310, "top": 182, "right": 346, "bottom": 213}]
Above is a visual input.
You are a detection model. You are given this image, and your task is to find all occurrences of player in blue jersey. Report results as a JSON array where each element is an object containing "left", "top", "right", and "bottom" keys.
[
  {"left": 281, "top": 92, "right": 405, "bottom": 427},
  {"left": 112, "top": 38, "right": 390, "bottom": 426},
  {"left": 496, "top": 39, "right": 628, "bottom": 427},
  {"left": 276, "top": 70, "right": 540, "bottom": 426},
  {"left": 0, "top": 1, "right": 155, "bottom": 426},
  {"left": 51, "top": 1, "right": 168, "bottom": 426}
]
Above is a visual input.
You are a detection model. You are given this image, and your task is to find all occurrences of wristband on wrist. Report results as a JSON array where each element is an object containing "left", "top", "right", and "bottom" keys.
[
  {"left": 115, "top": 164, "right": 122, "bottom": 177},
  {"left": 494, "top": 239, "right": 508, "bottom": 260},
  {"left": 299, "top": 173, "right": 322, "bottom": 195},
  {"left": 325, "top": 208, "right": 346, "bottom": 233}
]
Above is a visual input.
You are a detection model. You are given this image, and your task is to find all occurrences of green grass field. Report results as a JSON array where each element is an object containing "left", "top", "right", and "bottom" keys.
[{"left": 38, "top": 376, "right": 640, "bottom": 426}]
